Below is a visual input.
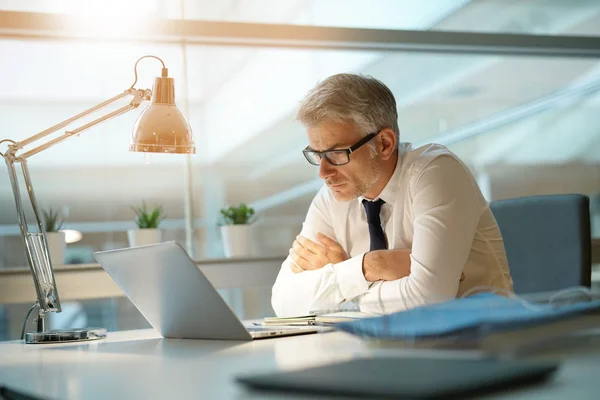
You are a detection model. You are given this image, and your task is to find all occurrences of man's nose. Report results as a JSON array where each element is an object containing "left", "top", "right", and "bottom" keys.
[{"left": 319, "top": 158, "right": 335, "bottom": 179}]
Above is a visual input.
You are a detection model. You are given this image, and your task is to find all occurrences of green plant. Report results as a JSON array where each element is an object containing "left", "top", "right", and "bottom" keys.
[
  {"left": 219, "top": 203, "right": 256, "bottom": 225},
  {"left": 131, "top": 201, "right": 164, "bottom": 229},
  {"left": 42, "top": 208, "right": 64, "bottom": 232}
]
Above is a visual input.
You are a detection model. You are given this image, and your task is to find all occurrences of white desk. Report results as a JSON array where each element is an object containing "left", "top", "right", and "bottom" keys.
[{"left": 1, "top": 329, "right": 600, "bottom": 399}]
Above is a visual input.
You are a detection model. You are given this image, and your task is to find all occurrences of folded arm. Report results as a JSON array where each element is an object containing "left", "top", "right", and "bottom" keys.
[
  {"left": 271, "top": 186, "right": 369, "bottom": 316},
  {"left": 271, "top": 155, "right": 481, "bottom": 316},
  {"left": 357, "top": 156, "right": 482, "bottom": 314}
]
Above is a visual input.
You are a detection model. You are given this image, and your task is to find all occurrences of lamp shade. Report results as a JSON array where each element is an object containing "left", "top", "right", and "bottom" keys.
[{"left": 130, "top": 76, "right": 195, "bottom": 154}]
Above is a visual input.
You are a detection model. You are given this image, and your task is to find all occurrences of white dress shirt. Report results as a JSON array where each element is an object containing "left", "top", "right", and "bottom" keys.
[{"left": 271, "top": 142, "right": 514, "bottom": 317}]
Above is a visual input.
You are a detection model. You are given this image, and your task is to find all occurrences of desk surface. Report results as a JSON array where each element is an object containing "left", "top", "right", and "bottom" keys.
[{"left": 1, "top": 329, "right": 600, "bottom": 399}]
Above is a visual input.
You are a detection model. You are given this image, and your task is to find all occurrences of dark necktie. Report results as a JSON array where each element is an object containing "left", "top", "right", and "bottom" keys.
[{"left": 362, "top": 199, "right": 387, "bottom": 251}]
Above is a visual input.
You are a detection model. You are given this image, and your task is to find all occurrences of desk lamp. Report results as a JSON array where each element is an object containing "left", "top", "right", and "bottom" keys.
[{"left": 0, "top": 55, "right": 195, "bottom": 344}]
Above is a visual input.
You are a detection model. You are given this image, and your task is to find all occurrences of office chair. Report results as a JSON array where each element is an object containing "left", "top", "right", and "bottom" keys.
[{"left": 490, "top": 194, "right": 592, "bottom": 294}]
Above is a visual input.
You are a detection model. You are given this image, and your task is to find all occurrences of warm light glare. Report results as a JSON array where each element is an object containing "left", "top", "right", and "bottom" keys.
[
  {"left": 66, "top": 0, "right": 159, "bottom": 17},
  {"left": 66, "top": 17, "right": 149, "bottom": 40},
  {"left": 61, "top": 0, "right": 158, "bottom": 39},
  {"left": 61, "top": 230, "right": 83, "bottom": 244}
]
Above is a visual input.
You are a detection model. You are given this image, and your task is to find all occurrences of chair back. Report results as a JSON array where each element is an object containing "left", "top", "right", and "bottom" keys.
[{"left": 490, "top": 194, "right": 591, "bottom": 294}]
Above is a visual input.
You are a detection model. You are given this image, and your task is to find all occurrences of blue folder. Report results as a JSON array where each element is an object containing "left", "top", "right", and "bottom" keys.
[{"left": 336, "top": 293, "right": 600, "bottom": 340}]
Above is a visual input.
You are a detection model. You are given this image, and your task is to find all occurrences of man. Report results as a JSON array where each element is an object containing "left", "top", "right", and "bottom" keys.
[{"left": 271, "top": 73, "right": 513, "bottom": 317}]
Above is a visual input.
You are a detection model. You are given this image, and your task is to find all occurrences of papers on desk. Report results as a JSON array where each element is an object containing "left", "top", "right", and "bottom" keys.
[
  {"left": 263, "top": 311, "right": 378, "bottom": 326},
  {"left": 334, "top": 293, "right": 600, "bottom": 354}
]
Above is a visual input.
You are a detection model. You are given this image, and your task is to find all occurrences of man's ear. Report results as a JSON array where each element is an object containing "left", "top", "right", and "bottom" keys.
[{"left": 379, "top": 128, "right": 397, "bottom": 160}]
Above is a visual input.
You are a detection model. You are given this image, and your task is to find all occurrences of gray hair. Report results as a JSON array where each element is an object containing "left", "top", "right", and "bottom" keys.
[{"left": 296, "top": 73, "right": 399, "bottom": 150}]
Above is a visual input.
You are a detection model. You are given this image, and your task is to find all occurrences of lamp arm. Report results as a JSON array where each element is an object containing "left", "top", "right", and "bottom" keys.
[
  {"left": 12, "top": 91, "right": 130, "bottom": 151},
  {"left": 3, "top": 156, "right": 60, "bottom": 314},
  {"left": 8, "top": 88, "right": 151, "bottom": 160}
]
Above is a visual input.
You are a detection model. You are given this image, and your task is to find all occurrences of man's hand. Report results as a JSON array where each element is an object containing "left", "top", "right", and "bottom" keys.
[
  {"left": 363, "top": 249, "right": 411, "bottom": 282},
  {"left": 363, "top": 250, "right": 466, "bottom": 282},
  {"left": 290, "top": 233, "right": 349, "bottom": 272}
]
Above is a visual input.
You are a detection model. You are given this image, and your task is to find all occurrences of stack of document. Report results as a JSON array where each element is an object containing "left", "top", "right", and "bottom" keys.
[
  {"left": 263, "top": 311, "right": 378, "bottom": 326},
  {"left": 335, "top": 293, "right": 600, "bottom": 354}
]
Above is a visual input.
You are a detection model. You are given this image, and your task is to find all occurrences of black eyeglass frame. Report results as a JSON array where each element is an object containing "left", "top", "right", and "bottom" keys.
[{"left": 302, "top": 131, "right": 379, "bottom": 166}]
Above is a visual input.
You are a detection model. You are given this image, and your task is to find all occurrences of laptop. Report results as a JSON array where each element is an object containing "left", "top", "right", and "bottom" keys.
[{"left": 93, "top": 241, "right": 320, "bottom": 340}]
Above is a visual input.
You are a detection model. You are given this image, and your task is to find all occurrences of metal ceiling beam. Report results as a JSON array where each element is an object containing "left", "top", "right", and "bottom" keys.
[
  {"left": 425, "top": 79, "right": 600, "bottom": 146},
  {"left": 1, "top": 10, "right": 600, "bottom": 57}
]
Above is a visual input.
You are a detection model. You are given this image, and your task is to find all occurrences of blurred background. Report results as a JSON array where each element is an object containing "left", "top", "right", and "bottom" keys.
[{"left": 1, "top": 0, "right": 600, "bottom": 340}]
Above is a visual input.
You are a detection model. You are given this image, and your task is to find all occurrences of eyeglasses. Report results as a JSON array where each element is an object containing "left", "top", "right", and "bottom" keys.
[{"left": 302, "top": 132, "right": 379, "bottom": 166}]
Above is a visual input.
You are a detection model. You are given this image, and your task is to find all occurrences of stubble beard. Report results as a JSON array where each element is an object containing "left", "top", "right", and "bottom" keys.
[
  {"left": 355, "top": 158, "right": 381, "bottom": 198},
  {"left": 330, "top": 157, "right": 381, "bottom": 201}
]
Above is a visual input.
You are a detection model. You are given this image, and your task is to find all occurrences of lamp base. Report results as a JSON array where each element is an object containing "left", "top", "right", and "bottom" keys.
[{"left": 25, "top": 327, "right": 107, "bottom": 344}]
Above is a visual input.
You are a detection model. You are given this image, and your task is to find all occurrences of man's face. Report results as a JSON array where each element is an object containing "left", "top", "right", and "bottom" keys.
[{"left": 307, "top": 121, "right": 381, "bottom": 202}]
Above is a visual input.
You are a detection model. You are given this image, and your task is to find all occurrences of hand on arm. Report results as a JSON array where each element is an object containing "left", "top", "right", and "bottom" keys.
[{"left": 290, "top": 233, "right": 349, "bottom": 272}]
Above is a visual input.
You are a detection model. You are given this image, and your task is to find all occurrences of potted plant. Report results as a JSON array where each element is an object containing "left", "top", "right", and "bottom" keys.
[
  {"left": 128, "top": 201, "right": 164, "bottom": 247},
  {"left": 42, "top": 208, "right": 66, "bottom": 265},
  {"left": 219, "top": 203, "right": 256, "bottom": 258}
]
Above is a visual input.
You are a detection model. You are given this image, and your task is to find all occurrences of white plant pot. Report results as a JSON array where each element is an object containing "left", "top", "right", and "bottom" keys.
[
  {"left": 46, "top": 231, "right": 66, "bottom": 265},
  {"left": 127, "top": 228, "right": 162, "bottom": 248},
  {"left": 220, "top": 224, "right": 253, "bottom": 258}
]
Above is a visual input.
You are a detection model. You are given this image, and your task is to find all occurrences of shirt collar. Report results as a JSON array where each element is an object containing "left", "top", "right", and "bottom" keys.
[{"left": 358, "top": 142, "right": 408, "bottom": 206}]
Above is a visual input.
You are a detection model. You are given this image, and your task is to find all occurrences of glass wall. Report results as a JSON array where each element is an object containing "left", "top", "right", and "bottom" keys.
[
  {"left": 1, "top": 0, "right": 600, "bottom": 340},
  {"left": 0, "top": 39, "right": 192, "bottom": 267},
  {"left": 1, "top": 0, "right": 599, "bottom": 267},
  {"left": 3, "top": 47, "right": 599, "bottom": 265}
]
